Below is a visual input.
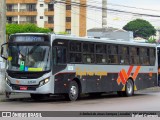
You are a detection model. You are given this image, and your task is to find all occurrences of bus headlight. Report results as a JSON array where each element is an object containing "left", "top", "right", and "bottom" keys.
[
  {"left": 39, "top": 78, "right": 50, "bottom": 87},
  {"left": 5, "top": 77, "right": 11, "bottom": 86}
]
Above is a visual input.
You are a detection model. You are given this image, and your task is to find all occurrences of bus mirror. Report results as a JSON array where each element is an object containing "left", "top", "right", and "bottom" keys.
[{"left": 1, "top": 43, "right": 8, "bottom": 60}]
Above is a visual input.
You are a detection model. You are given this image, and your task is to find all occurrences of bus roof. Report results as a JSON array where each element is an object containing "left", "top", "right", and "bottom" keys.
[
  {"left": 11, "top": 33, "right": 50, "bottom": 36},
  {"left": 53, "top": 34, "right": 156, "bottom": 47},
  {"left": 11, "top": 33, "right": 156, "bottom": 47}
]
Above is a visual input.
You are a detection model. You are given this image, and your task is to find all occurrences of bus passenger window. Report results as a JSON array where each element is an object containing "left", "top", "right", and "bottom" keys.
[
  {"left": 70, "top": 53, "right": 82, "bottom": 63},
  {"left": 57, "top": 47, "right": 66, "bottom": 64},
  {"left": 150, "top": 48, "right": 155, "bottom": 65},
  {"left": 83, "top": 54, "right": 94, "bottom": 63}
]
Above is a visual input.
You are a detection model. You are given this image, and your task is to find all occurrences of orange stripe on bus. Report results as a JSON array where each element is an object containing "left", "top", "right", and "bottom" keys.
[
  {"left": 119, "top": 71, "right": 126, "bottom": 84},
  {"left": 132, "top": 66, "right": 141, "bottom": 80},
  {"left": 117, "top": 77, "right": 121, "bottom": 85},
  {"left": 127, "top": 66, "right": 133, "bottom": 76},
  {"left": 121, "top": 69, "right": 129, "bottom": 80}
]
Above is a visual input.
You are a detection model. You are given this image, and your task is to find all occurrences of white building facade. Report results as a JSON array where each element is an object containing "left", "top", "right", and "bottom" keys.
[{"left": 6, "top": 0, "right": 87, "bottom": 37}]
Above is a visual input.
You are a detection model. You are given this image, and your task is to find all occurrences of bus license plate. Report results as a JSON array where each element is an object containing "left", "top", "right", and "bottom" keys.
[{"left": 20, "top": 86, "right": 28, "bottom": 90}]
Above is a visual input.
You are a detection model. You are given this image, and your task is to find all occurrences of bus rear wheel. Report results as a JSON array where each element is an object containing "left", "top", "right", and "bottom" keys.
[
  {"left": 125, "top": 79, "right": 134, "bottom": 97},
  {"left": 65, "top": 81, "right": 79, "bottom": 101}
]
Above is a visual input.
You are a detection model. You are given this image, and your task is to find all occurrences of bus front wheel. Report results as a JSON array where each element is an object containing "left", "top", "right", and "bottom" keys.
[
  {"left": 125, "top": 79, "right": 134, "bottom": 97},
  {"left": 65, "top": 81, "right": 79, "bottom": 101}
]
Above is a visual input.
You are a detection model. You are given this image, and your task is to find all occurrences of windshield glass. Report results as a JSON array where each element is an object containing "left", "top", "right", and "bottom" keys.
[{"left": 8, "top": 44, "right": 51, "bottom": 72}]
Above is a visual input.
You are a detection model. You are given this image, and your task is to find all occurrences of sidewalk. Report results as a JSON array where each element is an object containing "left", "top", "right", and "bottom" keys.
[
  {"left": 0, "top": 93, "right": 30, "bottom": 102},
  {"left": 136, "top": 86, "right": 160, "bottom": 93}
]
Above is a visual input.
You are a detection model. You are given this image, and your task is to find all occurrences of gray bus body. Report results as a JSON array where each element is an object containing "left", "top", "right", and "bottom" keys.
[{"left": 3, "top": 33, "right": 158, "bottom": 101}]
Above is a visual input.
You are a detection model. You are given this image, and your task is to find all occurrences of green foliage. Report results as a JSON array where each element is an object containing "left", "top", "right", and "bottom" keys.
[
  {"left": 123, "top": 19, "right": 156, "bottom": 39},
  {"left": 56, "top": 31, "right": 69, "bottom": 35},
  {"left": 6, "top": 23, "right": 51, "bottom": 35},
  {"left": 148, "top": 37, "right": 156, "bottom": 43}
]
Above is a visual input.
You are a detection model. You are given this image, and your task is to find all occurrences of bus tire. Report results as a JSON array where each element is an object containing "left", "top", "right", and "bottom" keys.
[
  {"left": 125, "top": 79, "right": 134, "bottom": 97},
  {"left": 65, "top": 81, "right": 79, "bottom": 101}
]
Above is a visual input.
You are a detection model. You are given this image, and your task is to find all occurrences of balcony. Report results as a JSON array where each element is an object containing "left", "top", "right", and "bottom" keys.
[
  {"left": 19, "top": 9, "right": 37, "bottom": 16},
  {"left": 45, "top": 21, "right": 54, "bottom": 28},
  {"left": 6, "top": 11, "right": 19, "bottom": 16},
  {"left": 66, "top": 10, "right": 71, "bottom": 17},
  {"left": 19, "top": 21, "right": 37, "bottom": 24},
  {"left": 44, "top": 10, "right": 54, "bottom": 16},
  {"left": 6, "top": 0, "right": 37, "bottom": 4},
  {"left": 44, "top": 0, "right": 51, "bottom": 3},
  {"left": 66, "top": 22, "right": 71, "bottom": 29}
]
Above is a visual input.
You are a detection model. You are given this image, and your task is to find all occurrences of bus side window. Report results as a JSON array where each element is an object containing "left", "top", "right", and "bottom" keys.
[
  {"left": 53, "top": 47, "right": 67, "bottom": 65},
  {"left": 53, "top": 47, "right": 57, "bottom": 65},
  {"left": 57, "top": 47, "right": 66, "bottom": 64}
]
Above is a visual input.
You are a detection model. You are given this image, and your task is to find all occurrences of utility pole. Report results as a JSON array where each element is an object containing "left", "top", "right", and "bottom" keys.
[
  {"left": 0, "top": 0, "right": 6, "bottom": 94},
  {"left": 102, "top": 0, "right": 107, "bottom": 28},
  {"left": 0, "top": 0, "right": 6, "bottom": 45}
]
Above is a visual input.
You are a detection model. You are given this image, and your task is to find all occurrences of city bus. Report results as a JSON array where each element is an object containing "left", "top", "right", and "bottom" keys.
[{"left": 1, "top": 33, "right": 158, "bottom": 101}]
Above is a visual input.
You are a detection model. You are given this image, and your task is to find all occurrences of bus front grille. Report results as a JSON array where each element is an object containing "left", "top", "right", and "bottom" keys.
[{"left": 11, "top": 84, "right": 38, "bottom": 91}]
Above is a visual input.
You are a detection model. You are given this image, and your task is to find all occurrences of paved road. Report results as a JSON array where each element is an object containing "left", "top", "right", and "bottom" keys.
[{"left": 0, "top": 88, "right": 160, "bottom": 111}]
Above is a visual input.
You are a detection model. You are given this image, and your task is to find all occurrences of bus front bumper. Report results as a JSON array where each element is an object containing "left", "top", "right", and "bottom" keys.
[{"left": 5, "top": 81, "right": 54, "bottom": 94}]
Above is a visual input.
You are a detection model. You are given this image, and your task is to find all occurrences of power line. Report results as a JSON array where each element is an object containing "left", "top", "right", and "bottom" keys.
[
  {"left": 87, "top": 0, "right": 160, "bottom": 12},
  {"left": 56, "top": 0, "right": 160, "bottom": 18},
  {"left": 108, "top": 3, "right": 160, "bottom": 12}
]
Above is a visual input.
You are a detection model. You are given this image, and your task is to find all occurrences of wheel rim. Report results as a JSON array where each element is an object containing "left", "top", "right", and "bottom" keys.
[
  {"left": 127, "top": 81, "right": 133, "bottom": 94},
  {"left": 70, "top": 86, "right": 77, "bottom": 98}
]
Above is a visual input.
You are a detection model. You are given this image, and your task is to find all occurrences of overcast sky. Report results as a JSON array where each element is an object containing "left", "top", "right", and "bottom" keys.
[{"left": 107, "top": 0, "right": 160, "bottom": 29}]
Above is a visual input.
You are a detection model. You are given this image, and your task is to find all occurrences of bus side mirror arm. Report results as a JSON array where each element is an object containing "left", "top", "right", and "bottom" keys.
[{"left": 1, "top": 42, "right": 8, "bottom": 60}]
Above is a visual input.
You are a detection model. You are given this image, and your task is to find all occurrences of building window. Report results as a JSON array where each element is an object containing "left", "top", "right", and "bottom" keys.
[
  {"left": 40, "top": 16, "right": 43, "bottom": 19},
  {"left": 48, "top": 4, "right": 54, "bottom": 11},
  {"left": 66, "top": 17, "right": 71, "bottom": 22},
  {"left": 66, "top": 5, "right": 71, "bottom": 10},
  {"left": 7, "top": 4, "right": 13, "bottom": 11},
  {"left": 40, "top": 4, "right": 43, "bottom": 7},
  {"left": 26, "top": 16, "right": 36, "bottom": 23},
  {"left": 26, "top": 4, "right": 36, "bottom": 11},
  {"left": 48, "top": 16, "right": 54, "bottom": 23}
]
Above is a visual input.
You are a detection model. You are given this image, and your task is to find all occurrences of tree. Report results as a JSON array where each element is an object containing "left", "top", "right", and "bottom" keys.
[
  {"left": 6, "top": 23, "right": 51, "bottom": 36},
  {"left": 123, "top": 19, "right": 156, "bottom": 39}
]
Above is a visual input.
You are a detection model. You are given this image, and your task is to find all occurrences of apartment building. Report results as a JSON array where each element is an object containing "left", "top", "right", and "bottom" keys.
[{"left": 6, "top": 0, "right": 86, "bottom": 37}]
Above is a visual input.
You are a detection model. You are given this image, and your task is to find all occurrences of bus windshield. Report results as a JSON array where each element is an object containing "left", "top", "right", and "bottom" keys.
[{"left": 8, "top": 44, "right": 51, "bottom": 72}]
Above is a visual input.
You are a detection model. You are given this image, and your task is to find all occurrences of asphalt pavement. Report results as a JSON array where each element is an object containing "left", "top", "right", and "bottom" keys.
[{"left": 0, "top": 86, "right": 160, "bottom": 102}]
